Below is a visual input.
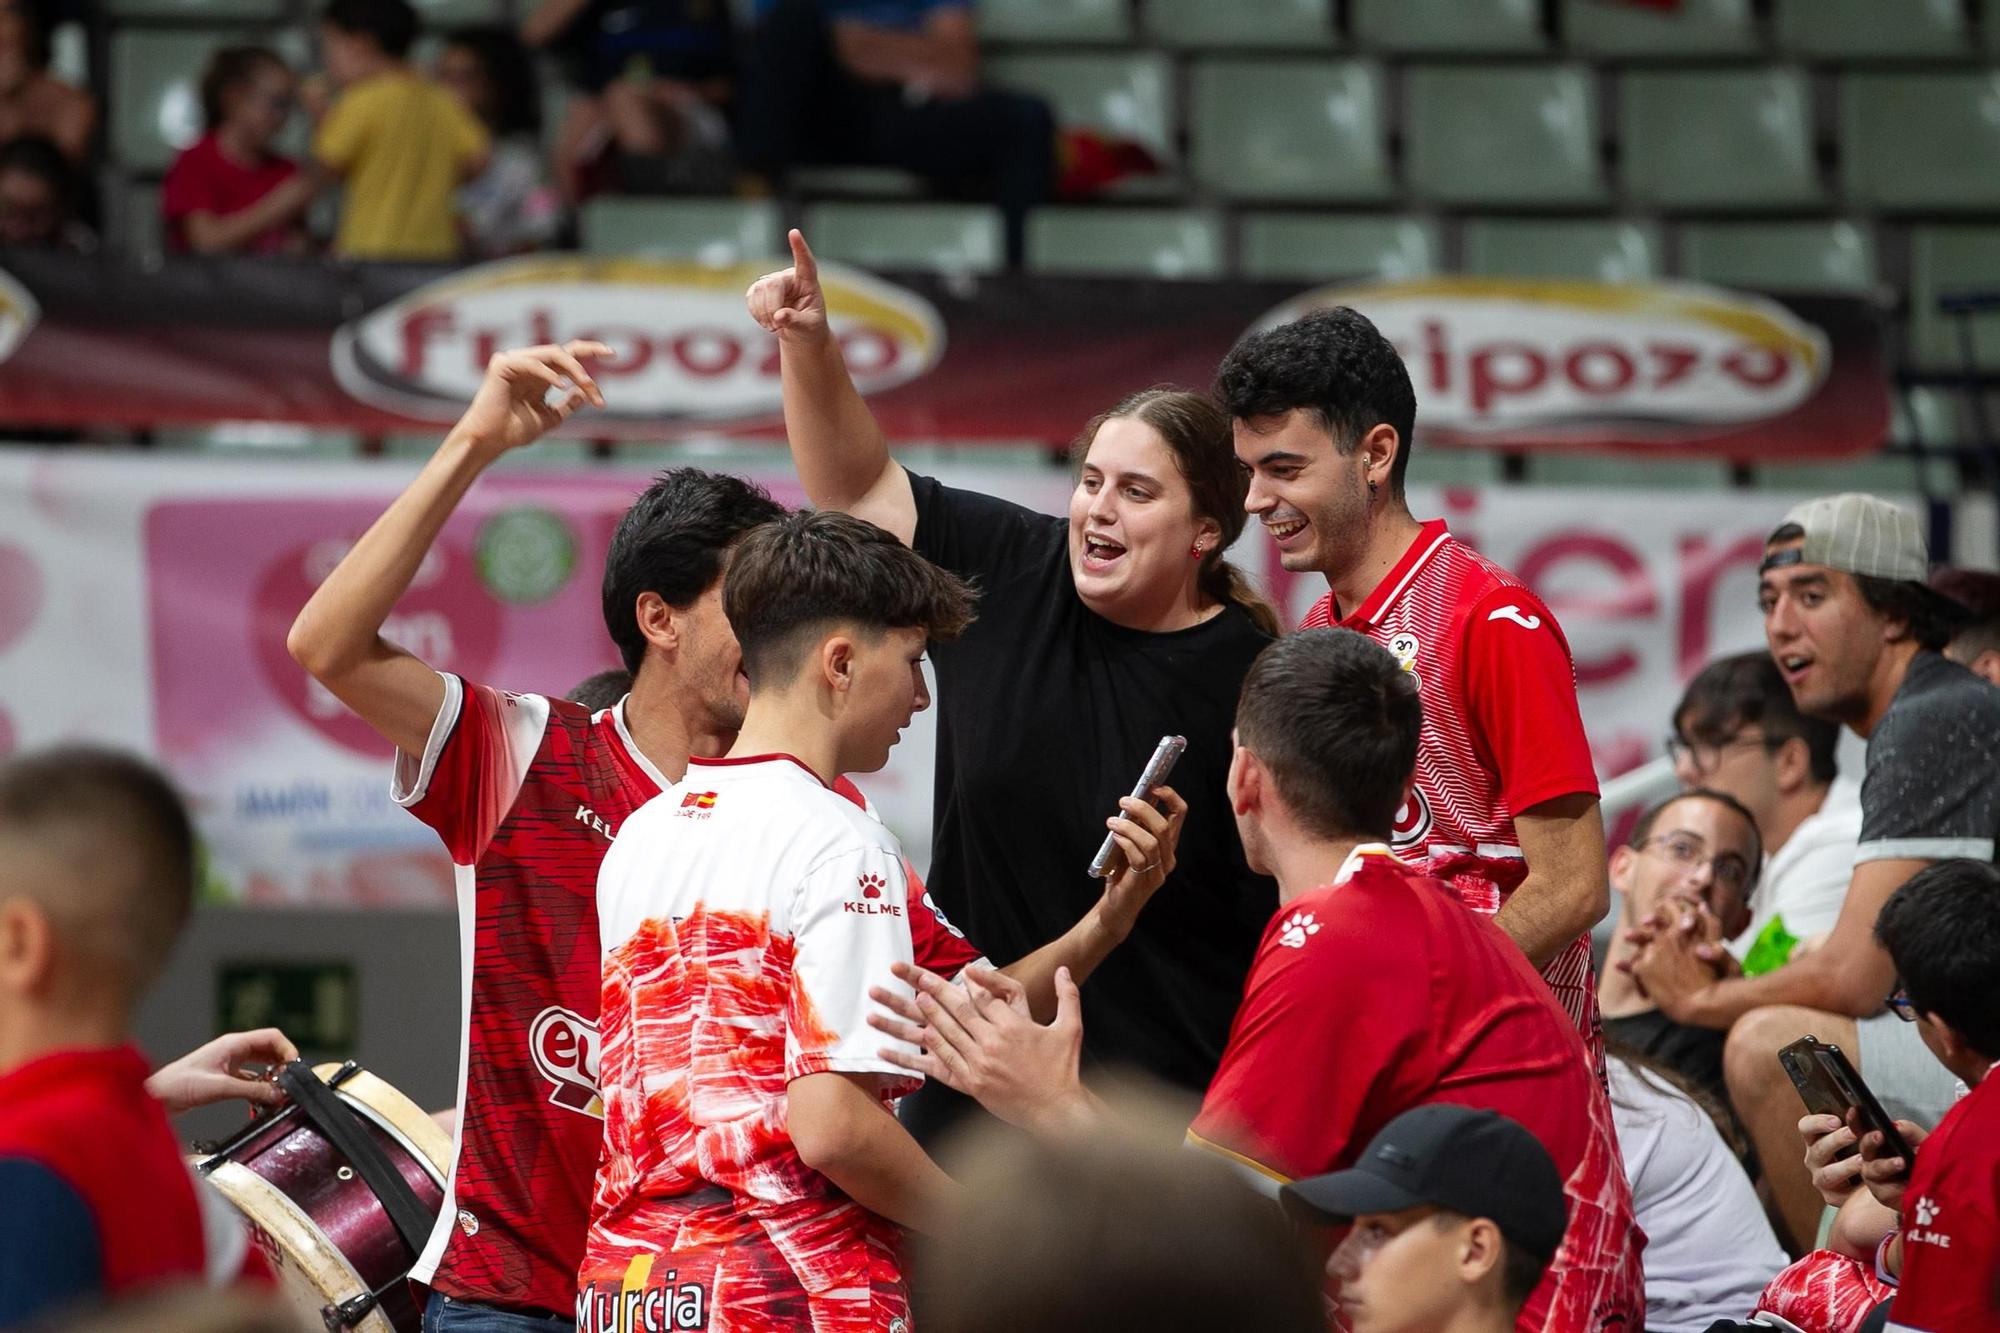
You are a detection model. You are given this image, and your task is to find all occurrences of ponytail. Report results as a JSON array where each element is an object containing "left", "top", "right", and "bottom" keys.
[{"left": 1201, "top": 557, "right": 1281, "bottom": 638}]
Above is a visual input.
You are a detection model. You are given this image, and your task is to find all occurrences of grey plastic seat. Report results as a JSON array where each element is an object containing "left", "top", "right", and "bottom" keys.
[
  {"left": 111, "top": 29, "right": 251, "bottom": 171},
  {"left": 986, "top": 52, "right": 1175, "bottom": 176},
  {"left": 1140, "top": 0, "right": 1337, "bottom": 50},
  {"left": 1026, "top": 208, "right": 1225, "bottom": 280},
  {"left": 1406, "top": 65, "right": 1604, "bottom": 206},
  {"left": 1677, "top": 221, "right": 1877, "bottom": 294},
  {"left": 979, "top": 0, "right": 1131, "bottom": 43},
  {"left": 1238, "top": 214, "right": 1439, "bottom": 282},
  {"left": 580, "top": 198, "right": 782, "bottom": 263},
  {"left": 1351, "top": 0, "right": 1544, "bottom": 53},
  {"left": 1190, "top": 59, "right": 1391, "bottom": 202},
  {"left": 802, "top": 202, "right": 1004, "bottom": 275},
  {"left": 1773, "top": 0, "right": 1968, "bottom": 61},
  {"left": 1621, "top": 69, "right": 1818, "bottom": 210},
  {"left": 106, "top": 0, "right": 283, "bottom": 18},
  {"left": 1461, "top": 218, "right": 1660, "bottom": 282},
  {"left": 1908, "top": 227, "right": 2000, "bottom": 372},
  {"left": 1526, "top": 455, "right": 1735, "bottom": 488},
  {"left": 1562, "top": 0, "right": 1756, "bottom": 58},
  {"left": 1841, "top": 73, "right": 2000, "bottom": 212}
]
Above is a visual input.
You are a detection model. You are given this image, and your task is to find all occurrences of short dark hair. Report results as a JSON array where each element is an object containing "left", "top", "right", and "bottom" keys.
[
  {"left": 1675, "top": 650, "right": 1839, "bottom": 785},
  {"left": 1766, "top": 523, "right": 1969, "bottom": 653},
  {"left": 600, "top": 469, "right": 784, "bottom": 676},
  {"left": 1236, "top": 629, "right": 1422, "bottom": 841},
  {"left": 0, "top": 746, "right": 195, "bottom": 995},
  {"left": 1875, "top": 859, "right": 2000, "bottom": 1060},
  {"left": 1931, "top": 567, "right": 2000, "bottom": 661},
  {"left": 321, "top": 0, "right": 418, "bottom": 57},
  {"left": 199, "top": 45, "right": 289, "bottom": 130},
  {"left": 723, "top": 509, "right": 976, "bottom": 686},
  {"left": 1627, "top": 787, "right": 1764, "bottom": 892},
  {"left": 442, "top": 25, "right": 541, "bottom": 136},
  {"left": 1214, "top": 307, "right": 1420, "bottom": 499}
]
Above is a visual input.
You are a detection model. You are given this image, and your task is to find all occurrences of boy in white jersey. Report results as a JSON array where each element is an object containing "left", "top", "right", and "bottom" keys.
[{"left": 586, "top": 509, "right": 976, "bottom": 1332}]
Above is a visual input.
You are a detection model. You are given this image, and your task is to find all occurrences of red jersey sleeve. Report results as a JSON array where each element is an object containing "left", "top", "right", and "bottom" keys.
[
  {"left": 1187, "top": 889, "right": 1431, "bottom": 1184},
  {"left": 391, "top": 673, "right": 550, "bottom": 864},
  {"left": 1460, "top": 586, "right": 1599, "bottom": 814}
]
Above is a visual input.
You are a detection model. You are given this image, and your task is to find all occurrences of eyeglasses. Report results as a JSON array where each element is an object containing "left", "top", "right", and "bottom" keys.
[
  {"left": 1887, "top": 986, "right": 1920, "bottom": 1023},
  {"left": 1635, "top": 831, "right": 1754, "bottom": 895},
  {"left": 1663, "top": 730, "right": 1776, "bottom": 774}
]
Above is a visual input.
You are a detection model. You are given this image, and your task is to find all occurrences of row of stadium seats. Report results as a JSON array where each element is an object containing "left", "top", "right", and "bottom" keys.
[{"left": 93, "top": 0, "right": 2000, "bottom": 63}]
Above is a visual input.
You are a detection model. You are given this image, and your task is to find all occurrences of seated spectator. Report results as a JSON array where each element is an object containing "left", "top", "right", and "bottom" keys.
[
  {"left": 436, "top": 27, "right": 562, "bottom": 256},
  {"left": 1627, "top": 494, "right": 1996, "bottom": 1254},
  {"left": 1606, "top": 1049, "right": 1787, "bottom": 1331},
  {"left": 521, "top": 0, "right": 735, "bottom": 202},
  {"left": 0, "top": 0, "right": 91, "bottom": 162},
  {"left": 872, "top": 629, "right": 1646, "bottom": 1329},
  {"left": 1670, "top": 650, "right": 1861, "bottom": 973},
  {"left": 313, "top": 0, "right": 489, "bottom": 260},
  {"left": 1281, "top": 1106, "right": 1566, "bottom": 1333},
  {"left": 0, "top": 133, "right": 86, "bottom": 249},
  {"left": 741, "top": 0, "right": 1054, "bottom": 266},
  {"left": 1932, "top": 566, "right": 2000, "bottom": 686},
  {"left": 916, "top": 1093, "right": 1323, "bottom": 1333},
  {"left": 1600, "top": 789, "right": 1762, "bottom": 1100},
  {"left": 162, "top": 47, "right": 314, "bottom": 256}
]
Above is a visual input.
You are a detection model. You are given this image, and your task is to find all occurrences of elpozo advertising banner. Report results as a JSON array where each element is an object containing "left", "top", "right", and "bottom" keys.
[
  {"left": 0, "top": 253, "right": 1888, "bottom": 459},
  {"left": 0, "top": 447, "right": 1910, "bottom": 907}
]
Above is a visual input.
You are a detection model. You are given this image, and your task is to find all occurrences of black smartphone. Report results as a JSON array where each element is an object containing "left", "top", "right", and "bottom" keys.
[{"left": 1778, "top": 1035, "right": 1916, "bottom": 1166}]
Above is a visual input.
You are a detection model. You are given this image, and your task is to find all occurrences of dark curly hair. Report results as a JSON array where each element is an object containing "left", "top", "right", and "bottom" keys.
[
  {"left": 199, "top": 46, "right": 289, "bottom": 131},
  {"left": 1213, "top": 306, "right": 1419, "bottom": 500}
]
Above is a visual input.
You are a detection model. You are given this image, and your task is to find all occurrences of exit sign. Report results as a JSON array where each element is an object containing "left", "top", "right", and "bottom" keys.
[{"left": 217, "top": 961, "right": 358, "bottom": 1056}]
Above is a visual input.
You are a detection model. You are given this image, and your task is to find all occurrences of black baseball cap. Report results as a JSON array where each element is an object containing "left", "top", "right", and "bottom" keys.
[{"left": 1279, "top": 1104, "right": 1568, "bottom": 1263}]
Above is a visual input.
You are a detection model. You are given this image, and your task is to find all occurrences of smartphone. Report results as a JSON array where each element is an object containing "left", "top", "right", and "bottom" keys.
[
  {"left": 1088, "top": 735, "right": 1186, "bottom": 880},
  {"left": 1778, "top": 1035, "right": 1916, "bottom": 1165}
]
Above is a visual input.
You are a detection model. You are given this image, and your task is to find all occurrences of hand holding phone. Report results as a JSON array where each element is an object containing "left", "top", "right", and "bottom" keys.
[
  {"left": 1088, "top": 735, "right": 1185, "bottom": 880},
  {"left": 1778, "top": 1036, "right": 1915, "bottom": 1168}
]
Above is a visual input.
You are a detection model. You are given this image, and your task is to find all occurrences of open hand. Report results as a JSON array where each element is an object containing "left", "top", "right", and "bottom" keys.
[
  {"left": 147, "top": 1029, "right": 299, "bottom": 1115},
  {"left": 745, "top": 230, "right": 828, "bottom": 342},
  {"left": 452, "top": 340, "right": 608, "bottom": 457}
]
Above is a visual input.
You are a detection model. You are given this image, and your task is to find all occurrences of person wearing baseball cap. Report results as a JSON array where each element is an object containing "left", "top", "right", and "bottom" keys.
[
  {"left": 1281, "top": 1105, "right": 1566, "bottom": 1333},
  {"left": 1629, "top": 492, "right": 2000, "bottom": 1252}
]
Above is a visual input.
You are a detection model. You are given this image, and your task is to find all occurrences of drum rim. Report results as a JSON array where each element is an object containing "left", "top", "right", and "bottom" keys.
[
  {"left": 204, "top": 1158, "right": 400, "bottom": 1333},
  {"left": 313, "top": 1062, "right": 454, "bottom": 1187}
]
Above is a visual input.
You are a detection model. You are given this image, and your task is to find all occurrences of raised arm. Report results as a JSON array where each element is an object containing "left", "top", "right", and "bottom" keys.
[
  {"left": 286, "top": 343, "right": 606, "bottom": 756},
  {"left": 746, "top": 229, "right": 916, "bottom": 544}
]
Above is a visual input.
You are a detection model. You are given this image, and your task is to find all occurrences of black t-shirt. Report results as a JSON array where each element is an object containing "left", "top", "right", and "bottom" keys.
[
  {"left": 904, "top": 471, "right": 1277, "bottom": 1113},
  {"left": 1857, "top": 650, "right": 2000, "bottom": 867},
  {"left": 1602, "top": 1010, "right": 1726, "bottom": 1105}
]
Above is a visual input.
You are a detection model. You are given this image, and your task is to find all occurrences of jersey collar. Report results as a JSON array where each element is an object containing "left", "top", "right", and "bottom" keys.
[
  {"left": 1333, "top": 843, "right": 1398, "bottom": 886},
  {"left": 610, "top": 696, "right": 673, "bottom": 791},
  {"left": 1334, "top": 519, "right": 1452, "bottom": 629},
  {"left": 687, "top": 752, "right": 832, "bottom": 789}
]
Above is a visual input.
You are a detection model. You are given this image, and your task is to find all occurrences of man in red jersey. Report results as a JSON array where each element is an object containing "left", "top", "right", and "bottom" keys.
[
  {"left": 289, "top": 343, "right": 1185, "bottom": 1331},
  {"left": 873, "top": 631, "right": 1645, "bottom": 1333},
  {"left": 1217, "top": 308, "right": 1609, "bottom": 1072}
]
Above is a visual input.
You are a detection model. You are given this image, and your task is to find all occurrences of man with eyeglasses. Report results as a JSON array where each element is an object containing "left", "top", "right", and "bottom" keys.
[
  {"left": 1598, "top": 789, "right": 1762, "bottom": 1100},
  {"left": 1668, "top": 651, "right": 1861, "bottom": 976}
]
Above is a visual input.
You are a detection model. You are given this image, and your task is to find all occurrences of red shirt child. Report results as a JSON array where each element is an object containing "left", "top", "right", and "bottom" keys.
[
  {"left": 161, "top": 132, "right": 302, "bottom": 255},
  {"left": 1885, "top": 1072, "right": 2000, "bottom": 1331}
]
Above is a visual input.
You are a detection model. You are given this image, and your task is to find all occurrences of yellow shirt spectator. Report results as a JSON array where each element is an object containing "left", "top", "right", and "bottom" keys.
[{"left": 314, "top": 69, "right": 488, "bottom": 260}]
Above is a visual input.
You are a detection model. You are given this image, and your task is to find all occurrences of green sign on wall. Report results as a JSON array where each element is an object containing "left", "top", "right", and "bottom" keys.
[{"left": 217, "top": 961, "right": 358, "bottom": 1056}]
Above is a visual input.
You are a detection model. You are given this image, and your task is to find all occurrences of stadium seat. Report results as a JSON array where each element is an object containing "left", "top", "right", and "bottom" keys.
[
  {"left": 1621, "top": 69, "right": 1818, "bottom": 210},
  {"left": 979, "top": 0, "right": 1129, "bottom": 42},
  {"left": 801, "top": 202, "right": 1004, "bottom": 275},
  {"left": 1677, "top": 221, "right": 1878, "bottom": 294},
  {"left": 1026, "top": 208, "right": 1225, "bottom": 279},
  {"left": 788, "top": 165, "right": 927, "bottom": 198},
  {"left": 1461, "top": 218, "right": 1661, "bottom": 282},
  {"left": 1893, "top": 387, "right": 1970, "bottom": 449},
  {"left": 1908, "top": 227, "right": 2000, "bottom": 372},
  {"left": 1753, "top": 455, "right": 1955, "bottom": 495},
  {"left": 1524, "top": 455, "right": 1735, "bottom": 488},
  {"left": 1140, "top": 0, "right": 1337, "bottom": 50},
  {"left": 579, "top": 197, "right": 782, "bottom": 263},
  {"left": 407, "top": 0, "right": 510, "bottom": 25},
  {"left": 1841, "top": 73, "right": 2000, "bottom": 212},
  {"left": 111, "top": 29, "right": 259, "bottom": 171},
  {"left": 106, "top": 0, "right": 283, "bottom": 17},
  {"left": 1562, "top": 0, "right": 1756, "bottom": 58},
  {"left": 1238, "top": 214, "right": 1439, "bottom": 283},
  {"left": 49, "top": 22, "right": 87, "bottom": 86},
  {"left": 1351, "top": 0, "right": 1544, "bottom": 53},
  {"left": 986, "top": 52, "right": 1176, "bottom": 179},
  {"left": 1189, "top": 59, "right": 1391, "bottom": 203},
  {"left": 1773, "top": 0, "right": 1968, "bottom": 61},
  {"left": 1405, "top": 65, "right": 1604, "bottom": 207}
]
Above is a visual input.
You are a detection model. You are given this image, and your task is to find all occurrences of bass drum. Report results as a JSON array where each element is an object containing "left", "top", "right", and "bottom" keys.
[{"left": 199, "top": 1061, "right": 451, "bottom": 1333}]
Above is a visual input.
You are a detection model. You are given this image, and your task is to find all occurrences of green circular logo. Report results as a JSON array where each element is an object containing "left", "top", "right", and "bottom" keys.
[{"left": 476, "top": 508, "right": 577, "bottom": 604}]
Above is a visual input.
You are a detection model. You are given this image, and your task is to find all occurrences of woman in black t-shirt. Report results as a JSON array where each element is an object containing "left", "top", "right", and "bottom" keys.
[{"left": 747, "top": 231, "right": 1280, "bottom": 1133}]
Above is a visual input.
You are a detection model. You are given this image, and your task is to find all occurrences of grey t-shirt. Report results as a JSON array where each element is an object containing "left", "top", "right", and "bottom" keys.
[{"left": 1857, "top": 651, "right": 2000, "bottom": 865}]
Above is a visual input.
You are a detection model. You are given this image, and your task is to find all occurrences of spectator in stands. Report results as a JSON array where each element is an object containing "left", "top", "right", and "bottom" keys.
[
  {"left": 436, "top": 27, "right": 561, "bottom": 256},
  {"left": 1279, "top": 1106, "right": 1566, "bottom": 1333},
  {"left": 0, "top": 0, "right": 91, "bottom": 163},
  {"left": 1669, "top": 651, "right": 1861, "bottom": 974},
  {"left": 312, "top": 0, "right": 489, "bottom": 260},
  {"left": 521, "top": 0, "right": 735, "bottom": 202},
  {"left": 0, "top": 133, "right": 85, "bottom": 249},
  {"left": 1628, "top": 494, "right": 1998, "bottom": 1254},
  {"left": 1932, "top": 566, "right": 2000, "bottom": 686},
  {"left": 1599, "top": 789, "right": 1762, "bottom": 1100},
  {"left": 916, "top": 1095, "right": 1324, "bottom": 1333},
  {"left": 1606, "top": 1047, "right": 1787, "bottom": 1331},
  {"left": 740, "top": 0, "right": 1053, "bottom": 266},
  {"left": 162, "top": 48, "right": 314, "bottom": 256}
]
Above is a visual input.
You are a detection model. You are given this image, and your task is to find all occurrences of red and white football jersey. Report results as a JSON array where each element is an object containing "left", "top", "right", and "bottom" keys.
[
  {"left": 1301, "top": 520, "right": 1603, "bottom": 1068},
  {"left": 398, "top": 678, "right": 974, "bottom": 1316},
  {"left": 582, "top": 754, "right": 923, "bottom": 1332}
]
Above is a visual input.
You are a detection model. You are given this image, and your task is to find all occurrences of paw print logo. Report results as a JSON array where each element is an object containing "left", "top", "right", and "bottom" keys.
[
  {"left": 859, "top": 872, "right": 886, "bottom": 900},
  {"left": 1278, "top": 911, "right": 1321, "bottom": 949}
]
